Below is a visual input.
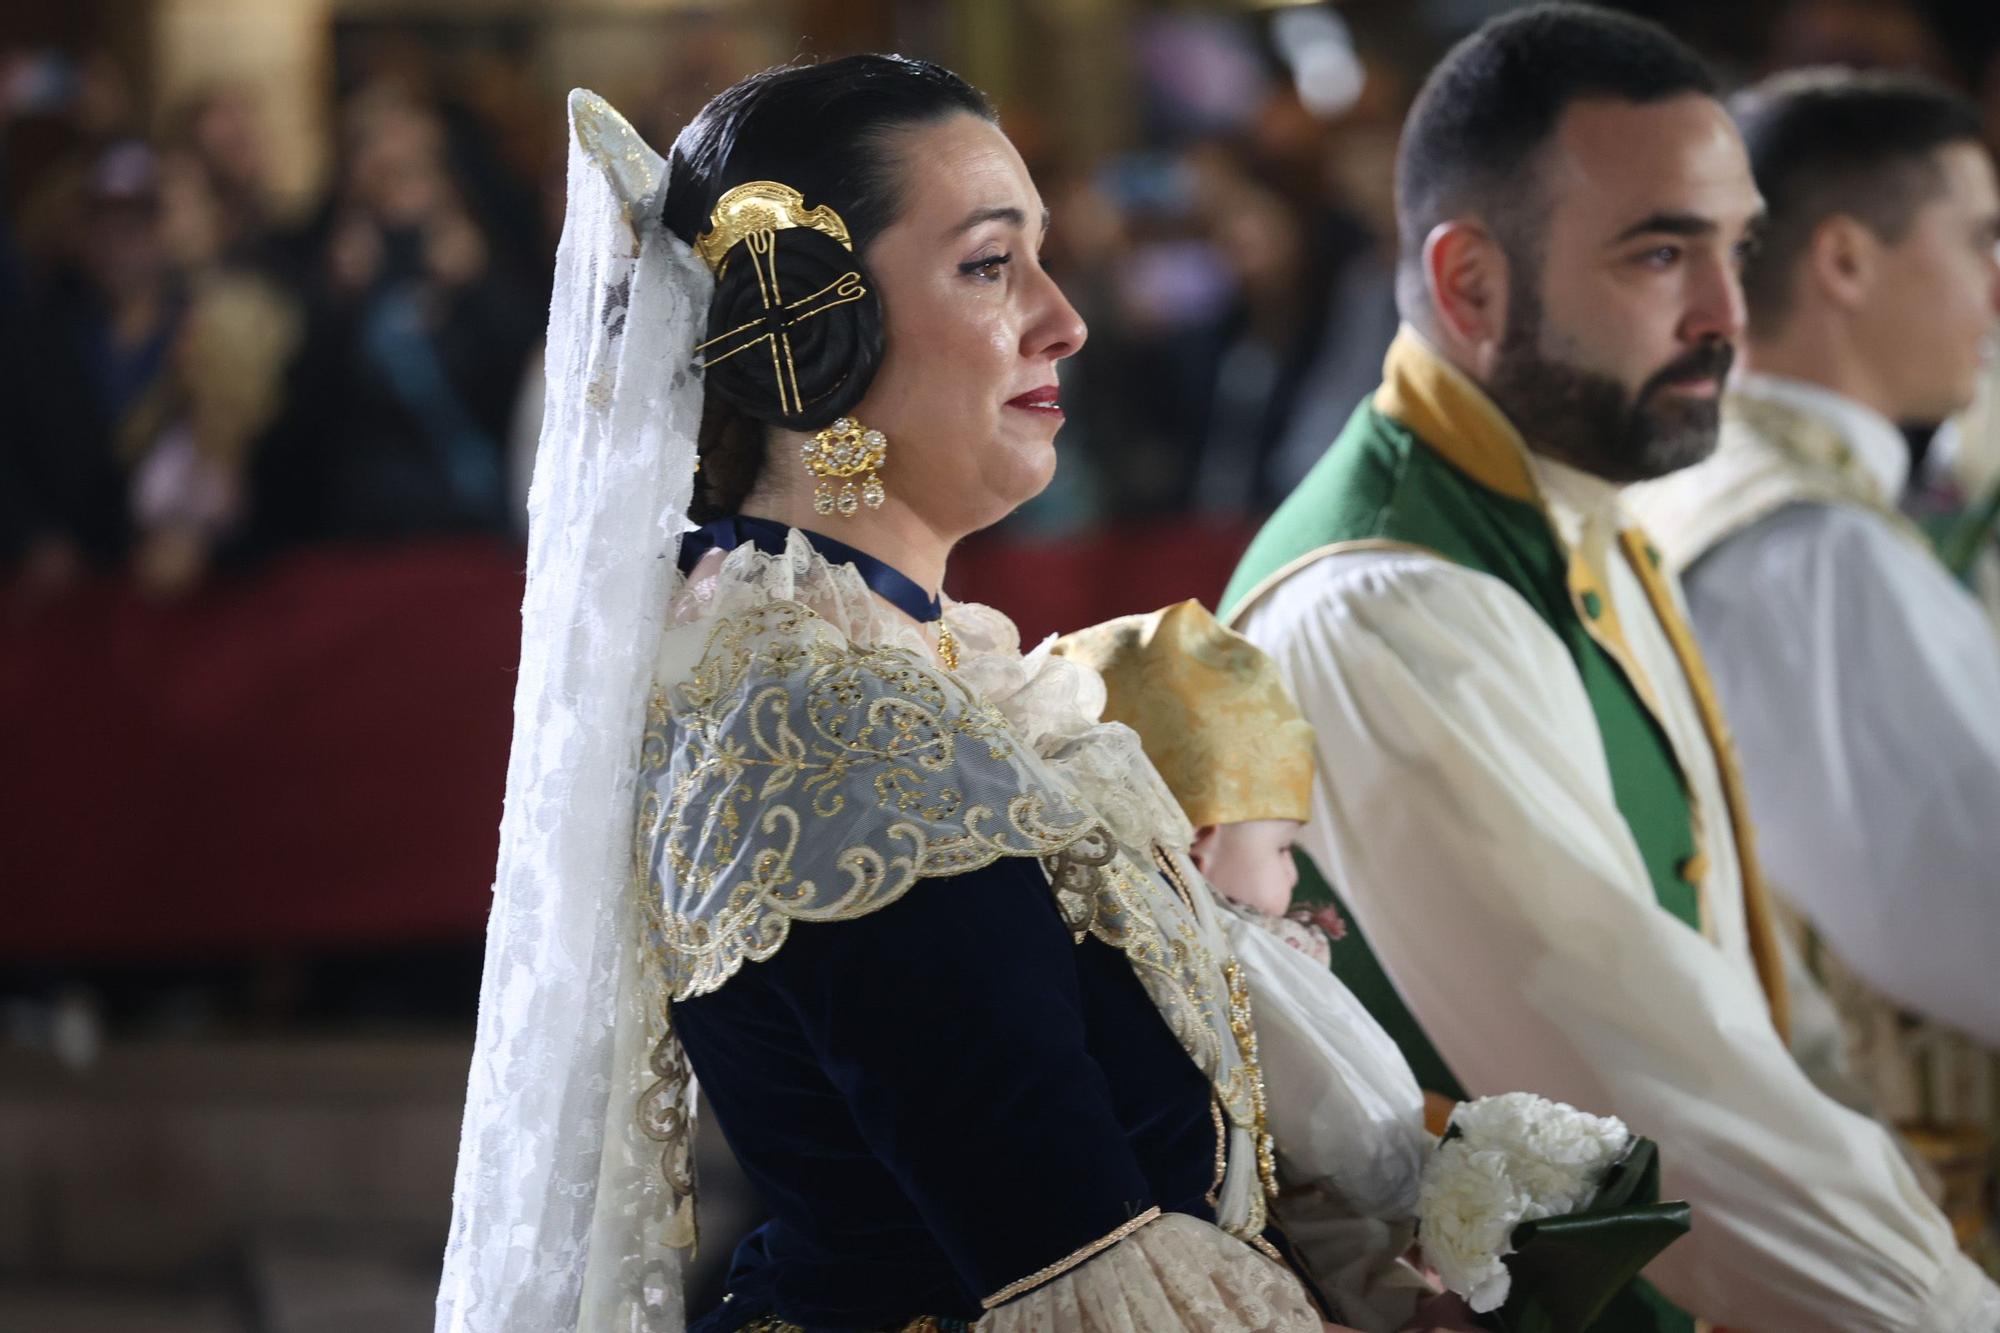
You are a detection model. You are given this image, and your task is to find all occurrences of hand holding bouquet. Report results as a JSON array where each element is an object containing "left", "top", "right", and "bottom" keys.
[{"left": 1417, "top": 1094, "right": 1690, "bottom": 1333}]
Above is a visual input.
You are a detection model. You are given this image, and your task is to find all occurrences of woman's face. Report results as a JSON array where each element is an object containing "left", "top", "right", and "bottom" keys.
[{"left": 845, "top": 114, "right": 1088, "bottom": 537}]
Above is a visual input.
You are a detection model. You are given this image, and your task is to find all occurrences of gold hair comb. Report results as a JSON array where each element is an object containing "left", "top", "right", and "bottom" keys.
[{"left": 693, "top": 180, "right": 853, "bottom": 276}]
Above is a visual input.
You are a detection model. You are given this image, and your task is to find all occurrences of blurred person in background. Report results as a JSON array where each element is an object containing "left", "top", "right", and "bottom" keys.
[
  {"left": 250, "top": 84, "right": 537, "bottom": 548},
  {"left": 1179, "top": 143, "right": 1335, "bottom": 516},
  {"left": 1264, "top": 47, "right": 1408, "bottom": 498},
  {"left": 1, "top": 94, "right": 304, "bottom": 599},
  {"left": 1919, "top": 43, "right": 2000, "bottom": 622},
  {"left": 0, "top": 139, "right": 167, "bottom": 586},
  {"left": 0, "top": 129, "right": 303, "bottom": 596},
  {"left": 167, "top": 83, "right": 285, "bottom": 271},
  {"left": 0, "top": 50, "right": 146, "bottom": 585},
  {"left": 1057, "top": 11, "right": 1406, "bottom": 523},
  {"left": 1628, "top": 68, "right": 2000, "bottom": 1264},
  {"left": 1764, "top": 0, "right": 1952, "bottom": 80},
  {"left": 1226, "top": 7, "right": 2000, "bottom": 1329}
]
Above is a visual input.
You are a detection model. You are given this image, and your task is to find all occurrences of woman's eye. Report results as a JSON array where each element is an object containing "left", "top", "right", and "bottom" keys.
[{"left": 960, "top": 253, "right": 1012, "bottom": 282}]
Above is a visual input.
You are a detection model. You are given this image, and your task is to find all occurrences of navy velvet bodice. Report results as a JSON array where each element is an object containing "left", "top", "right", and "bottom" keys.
[{"left": 674, "top": 854, "right": 1233, "bottom": 1331}]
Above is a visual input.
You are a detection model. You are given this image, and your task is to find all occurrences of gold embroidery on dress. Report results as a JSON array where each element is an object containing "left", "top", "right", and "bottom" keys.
[
  {"left": 741, "top": 1316, "right": 971, "bottom": 1333},
  {"left": 637, "top": 1011, "right": 699, "bottom": 1250},
  {"left": 635, "top": 600, "right": 1103, "bottom": 1001},
  {"left": 1157, "top": 848, "right": 1281, "bottom": 1205},
  {"left": 1205, "top": 1096, "right": 1228, "bottom": 1208},
  {"left": 980, "top": 1206, "right": 1164, "bottom": 1309}
]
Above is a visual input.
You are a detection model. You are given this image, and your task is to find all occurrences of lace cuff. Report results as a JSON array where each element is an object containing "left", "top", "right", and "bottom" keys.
[{"left": 973, "top": 1212, "right": 1321, "bottom": 1332}]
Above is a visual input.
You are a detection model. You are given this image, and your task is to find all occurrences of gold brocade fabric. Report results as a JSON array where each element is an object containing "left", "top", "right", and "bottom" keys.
[{"left": 1051, "top": 600, "right": 1316, "bottom": 828}]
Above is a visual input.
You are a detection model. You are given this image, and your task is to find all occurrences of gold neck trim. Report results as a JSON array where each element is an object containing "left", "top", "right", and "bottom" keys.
[{"left": 1374, "top": 326, "right": 1540, "bottom": 504}]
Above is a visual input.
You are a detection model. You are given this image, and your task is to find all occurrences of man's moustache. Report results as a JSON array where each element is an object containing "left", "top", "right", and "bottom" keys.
[{"left": 1642, "top": 341, "right": 1735, "bottom": 399}]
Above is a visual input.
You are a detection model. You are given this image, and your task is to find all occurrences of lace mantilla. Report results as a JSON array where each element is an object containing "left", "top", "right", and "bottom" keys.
[{"left": 437, "top": 90, "right": 711, "bottom": 1333}]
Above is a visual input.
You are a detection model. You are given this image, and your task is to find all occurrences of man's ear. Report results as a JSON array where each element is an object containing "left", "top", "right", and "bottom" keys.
[
  {"left": 1422, "top": 218, "right": 1515, "bottom": 374},
  {"left": 1801, "top": 212, "right": 1881, "bottom": 314}
]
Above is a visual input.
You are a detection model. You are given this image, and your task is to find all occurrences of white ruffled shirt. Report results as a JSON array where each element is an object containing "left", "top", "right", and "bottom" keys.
[{"left": 1235, "top": 451, "right": 2000, "bottom": 1332}]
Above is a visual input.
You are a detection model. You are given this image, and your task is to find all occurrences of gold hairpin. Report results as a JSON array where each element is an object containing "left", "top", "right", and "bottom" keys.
[
  {"left": 693, "top": 181, "right": 853, "bottom": 277},
  {"left": 692, "top": 244, "right": 868, "bottom": 416}
]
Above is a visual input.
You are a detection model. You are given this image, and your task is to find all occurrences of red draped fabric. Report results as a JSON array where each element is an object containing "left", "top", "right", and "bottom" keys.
[{"left": 1, "top": 521, "right": 1253, "bottom": 958}]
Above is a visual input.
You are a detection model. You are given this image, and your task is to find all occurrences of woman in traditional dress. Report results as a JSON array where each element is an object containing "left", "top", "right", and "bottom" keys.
[{"left": 437, "top": 55, "right": 1447, "bottom": 1333}]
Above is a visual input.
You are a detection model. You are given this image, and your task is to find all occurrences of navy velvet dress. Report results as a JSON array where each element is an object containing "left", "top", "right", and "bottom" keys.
[{"left": 676, "top": 853, "right": 1298, "bottom": 1331}]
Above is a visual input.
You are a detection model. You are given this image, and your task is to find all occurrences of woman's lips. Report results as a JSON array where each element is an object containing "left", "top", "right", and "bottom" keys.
[{"left": 1005, "top": 385, "right": 1064, "bottom": 417}]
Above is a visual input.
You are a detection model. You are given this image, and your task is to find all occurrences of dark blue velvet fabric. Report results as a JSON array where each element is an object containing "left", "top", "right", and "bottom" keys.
[{"left": 675, "top": 854, "right": 1243, "bottom": 1332}]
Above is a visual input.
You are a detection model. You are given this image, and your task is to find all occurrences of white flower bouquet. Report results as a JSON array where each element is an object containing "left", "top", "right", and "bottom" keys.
[{"left": 1417, "top": 1093, "right": 1690, "bottom": 1332}]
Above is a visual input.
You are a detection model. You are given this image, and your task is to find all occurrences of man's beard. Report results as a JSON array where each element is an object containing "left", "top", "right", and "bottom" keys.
[{"left": 1485, "top": 287, "right": 1734, "bottom": 484}]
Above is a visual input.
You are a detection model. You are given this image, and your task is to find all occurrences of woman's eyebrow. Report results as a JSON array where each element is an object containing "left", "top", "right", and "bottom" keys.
[{"left": 945, "top": 204, "right": 1051, "bottom": 238}]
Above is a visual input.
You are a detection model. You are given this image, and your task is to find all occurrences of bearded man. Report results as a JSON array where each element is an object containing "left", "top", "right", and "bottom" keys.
[{"left": 1222, "top": 7, "right": 2000, "bottom": 1331}]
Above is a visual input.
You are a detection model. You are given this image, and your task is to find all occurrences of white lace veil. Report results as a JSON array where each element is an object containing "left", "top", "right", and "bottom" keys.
[{"left": 435, "top": 90, "right": 712, "bottom": 1333}]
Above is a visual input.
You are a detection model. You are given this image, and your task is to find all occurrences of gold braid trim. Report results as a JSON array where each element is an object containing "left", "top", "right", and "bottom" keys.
[
  {"left": 1619, "top": 527, "right": 1793, "bottom": 1044},
  {"left": 1153, "top": 848, "right": 1282, "bottom": 1203},
  {"left": 979, "top": 1206, "right": 1164, "bottom": 1310},
  {"left": 742, "top": 1316, "right": 965, "bottom": 1333}
]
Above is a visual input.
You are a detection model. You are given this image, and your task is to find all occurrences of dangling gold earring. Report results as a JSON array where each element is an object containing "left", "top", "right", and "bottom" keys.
[{"left": 801, "top": 417, "right": 888, "bottom": 517}]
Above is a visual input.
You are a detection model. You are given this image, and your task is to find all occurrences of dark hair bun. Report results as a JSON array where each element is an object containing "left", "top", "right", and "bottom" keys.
[{"left": 698, "top": 226, "right": 885, "bottom": 432}]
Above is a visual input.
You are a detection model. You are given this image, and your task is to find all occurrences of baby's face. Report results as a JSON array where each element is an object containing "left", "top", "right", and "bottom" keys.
[{"left": 1189, "top": 818, "right": 1303, "bottom": 917}]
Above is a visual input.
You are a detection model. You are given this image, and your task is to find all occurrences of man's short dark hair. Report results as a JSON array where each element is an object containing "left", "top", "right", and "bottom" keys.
[
  {"left": 1394, "top": 3, "right": 1717, "bottom": 320},
  {"left": 1732, "top": 68, "right": 1984, "bottom": 339}
]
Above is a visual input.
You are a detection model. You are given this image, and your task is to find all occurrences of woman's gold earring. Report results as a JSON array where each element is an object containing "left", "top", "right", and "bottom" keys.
[{"left": 801, "top": 417, "right": 888, "bottom": 517}]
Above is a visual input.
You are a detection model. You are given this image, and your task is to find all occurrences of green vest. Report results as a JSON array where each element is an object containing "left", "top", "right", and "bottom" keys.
[
  {"left": 1222, "top": 332, "right": 1736, "bottom": 1333},
  {"left": 1223, "top": 398, "right": 1706, "bottom": 934}
]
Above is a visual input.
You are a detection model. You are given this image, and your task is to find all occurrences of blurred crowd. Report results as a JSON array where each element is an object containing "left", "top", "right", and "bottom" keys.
[
  {"left": 0, "top": 6, "right": 1502, "bottom": 601},
  {"left": 0, "top": 43, "right": 548, "bottom": 601},
  {"left": 6, "top": 1, "right": 2000, "bottom": 601}
]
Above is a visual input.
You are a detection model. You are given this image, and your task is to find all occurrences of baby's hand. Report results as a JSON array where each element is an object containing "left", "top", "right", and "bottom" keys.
[{"left": 1286, "top": 903, "right": 1348, "bottom": 942}]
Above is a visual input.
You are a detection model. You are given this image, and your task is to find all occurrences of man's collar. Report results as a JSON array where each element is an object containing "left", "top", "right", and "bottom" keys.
[
  {"left": 1376, "top": 325, "right": 1540, "bottom": 504},
  {"left": 1729, "top": 370, "right": 1910, "bottom": 501}
]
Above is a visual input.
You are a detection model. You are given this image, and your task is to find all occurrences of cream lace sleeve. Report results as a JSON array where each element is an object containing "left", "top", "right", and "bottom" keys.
[{"left": 974, "top": 1213, "right": 1323, "bottom": 1333}]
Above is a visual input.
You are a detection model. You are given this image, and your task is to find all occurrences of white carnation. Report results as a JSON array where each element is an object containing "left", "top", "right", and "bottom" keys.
[
  {"left": 1450, "top": 1092, "right": 1630, "bottom": 1216},
  {"left": 1418, "top": 1094, "right": 1634, "bottom": 1312},
  {"left": 1417, "top": 1139, "right": 1527, "bottom": 1313}
]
